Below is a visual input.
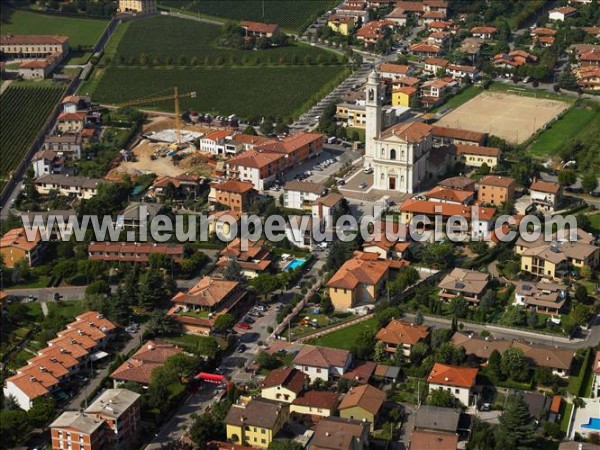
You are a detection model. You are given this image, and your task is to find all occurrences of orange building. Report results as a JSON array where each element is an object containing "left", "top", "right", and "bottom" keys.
[
  {"left": 209, "top": 179, "right": 256, "bottom": 212},
  {"left": 0, "top": 227, "right": 44, "bottom": 267},
  {"left": 476, "top": 175, "right": 516, "bottom": 205}
]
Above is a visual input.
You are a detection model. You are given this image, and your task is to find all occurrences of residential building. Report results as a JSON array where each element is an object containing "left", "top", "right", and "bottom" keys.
[
  {"left": 385, "top": 6, "right": 408, "bottom": 26},
  {"left": 43, "top": 134, "right": 83, "bottom": 159},
  {"left": 336, "top": 101, "right": 368, "bottom": 128},
  {"left": 148, "top": 174, "right": 202, "bottom": 200},
  {"left": 285, "top": 215, "right": 315, "bottom": 250},
  {"left": 420, "top": 78, "right": 456, "bottom": 107},
  {"left": 476, "top": 175, "right": 516, "bottom": 205},
  {"left": 199, "top": 129, "right": 231, "bottom": 154},
  {"left": 208, "top": 179, "right": 256, "bottom": 213},
  {"left": 0, "top": 227, "right": 44, "bottom": 268},
  {"left": 226, "top": 150, "right": 286, "bottom": 191},
  {"left": 327, "top": 14, "right": 356, "bottom": 35},
  {"left": 427, "top": 363, "right": 478, "bottom": 406},
  {"left": 356, "top": 20, "right": 395, "bottom": 47},
  {"left": 88, "top": 242, "right": 185, "bottom": 264},
  {"left": 361, "top": 222, "right": 410, "bottom": 259},
  {"left": 574, "top": 65, "right": 600, "bottom": 91},
  {"left": 18, "top": 55, "right": 59, "bottom": 80},
  {"left": 549, "top": 6, "right": 577, "bottom": 21},
  {"left": 410, "top": 42, "right": 442, "bottom": 57},
  {"left": 110, "top": 341, "right": 182, "bottom": 386},
  {"left": 455, "top": 144, "right": 501, "bottom": 168},
  {"left": 292, "top": 345, "right": 352, "bottom": 382},
  {"left": 409, "top": 430, "right": 458, "bottom": 450},
  {"left": 57, "top": 111, "right": 87, "bottom": 133},
  {"left": 399, "top": 199, "right": 496, "bottom": 240},
  {"left": 208, "top": 210, "right": 241, "bottom": 241},
  {"left": 4, "top": 311, "right": 116, "bottom": 411},
  {"left": 392, "top": 86, "right": 418, "bottom": 107},
  {"left": 427, "top": 31, "right": 452, "bottom": 47},
  {"left": 327, "top": 257, "right": 390, "bottom": 310},
  {"left": 447, "top": 64, "right": 478, "bottom": 80},
  {"left": 170, "top": 277, "right": 247, "bottom": 335},
  {"left": 34, "top": 174, "right": 108, "bottom": 199},
  {"left": 225, "top": 398, "right": 289, "bottom": 448},
  {"left": 437, "top": 268, "right": 490, "bottom": 304},
  {"left": 31, "top": 149, "right": 66, "bottom": 177},
  {"left": 424, "top": 185, "right": 474, "bottom": 205},
  {"left": 470, "top": 26, "right": 497, "bottom": 39},
  {"left": 312, "top": 192, "right": 344, "bottom": 230},
  {"left": 452, "top": 332, "right": 575, "bottom": 377},
  {"left": 493, "top": 50, "right": 537, "bottom": 69},
  {"left": 522, "top": 392, "right": 553, "bottom": 421},
  {"left": 593, "top": 352, "right": 600, "bottom": 398},
  {"left": 118, "top": 0, "right": 157, "bottom": 14},
  {"left": 438, "top": 176, "right": 476, "bottom": 191},
  {"left": 378, "top": 63, "right": 413, "bottom": 81},
  {"left": 261, "top": 367, "right": 307, "bottom": 403},
  {"left": 50, "top": 412, "right": 106, "bottom": 450},
  {"left": 116, "top": 202, "right": 164, "bottom": 229},
  {"left": 290, "top": 390, "right": 339, "bottom": 419},
  {"left": 513, "top": 280, "right": 567, "bottom": 315},
  {"left": 0, "top": 34, "right": 69, "bottom": 59},
  {"left": 431, "top": 126, "right": 486, "bottom": 147},
  {"left": 375, "top": 320, "right": 430, "bottom": 356},
  {"left": 309, "top": 416, "right": 370, "bottom": 450},
  {"left": 255, "top": 132, "right": 324, "bottom": 170},
  {"left": 240, "top": 21, "right": 280, "bottom": 38},
  {"left": 338, "top": 384, "right": 386, "bottom": 430},
  {"left": 283, "top": 181, "right": 327, "bottom": 210},
  {"left": 218, "top": 238, "right": 272, "bottom": 279},
  {"left": 530, "top": 180, "right": 562, "bottom": 211},
  {"left": 423, "top": 57, "right": 449, "bottom": 75},
  {"left": 461, "top": 37, "right": 485, "bottom": 58},
  {"left": 335, "top": 1, "right": 370, "bottom": 24},
  {"left": 413, "top": 405, "right": 461, "bottom": 434}
]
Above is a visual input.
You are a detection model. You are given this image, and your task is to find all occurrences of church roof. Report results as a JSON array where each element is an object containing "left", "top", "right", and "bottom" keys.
[{"left": 381, "top": 121, "right": 432, "bottom": 143}]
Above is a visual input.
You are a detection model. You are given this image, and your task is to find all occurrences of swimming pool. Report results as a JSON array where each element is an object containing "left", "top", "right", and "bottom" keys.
[
  {"left": 284, "top": 258, "right": 306, "bottom": 271},
  {"left": 582, "top": 418, "right": 600, "bottom": 431}
]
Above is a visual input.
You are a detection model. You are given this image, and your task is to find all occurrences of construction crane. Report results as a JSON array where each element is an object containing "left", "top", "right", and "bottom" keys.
[{"left": 113, "top": 87, "right": 197, "bottom": 145}]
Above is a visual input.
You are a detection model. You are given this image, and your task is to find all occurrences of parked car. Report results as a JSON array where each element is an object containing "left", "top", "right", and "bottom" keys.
[
  {"left": 363, "top": 167, "right": 373, "bottom": 174},
  {"left": 237, "top": 344, "right": 247, "bottom": 353},
  {"left": 236, "top": 322, "right": 251, "bottom": 330},
  {"left": 359, "top": 182, "right": 368, "bottom": 189},
  {"left": 242, "top": 316, "right": 255, "bottom": 324}
]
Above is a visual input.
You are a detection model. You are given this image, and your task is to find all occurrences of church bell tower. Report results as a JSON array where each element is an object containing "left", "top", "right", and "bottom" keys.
[{"left": 364, "top": 70, "right": 381, "bottom": 168}]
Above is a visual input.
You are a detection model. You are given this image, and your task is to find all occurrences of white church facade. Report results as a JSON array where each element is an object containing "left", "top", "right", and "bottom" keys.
[{"left": 364, "top": 70, "right": 450, "bottom": 194}]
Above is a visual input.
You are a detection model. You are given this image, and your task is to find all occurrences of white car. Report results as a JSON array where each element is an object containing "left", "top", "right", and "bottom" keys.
[{"left": 363, "top": 167, "right": 373, "bottom": 174}]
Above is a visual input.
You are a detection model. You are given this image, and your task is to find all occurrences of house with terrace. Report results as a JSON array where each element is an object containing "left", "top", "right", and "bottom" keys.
[
  {"left": 437, "top": 268, "right": 490, "bottom": 305},
  {"left": 513, "top": 280, "right": 568, "bottom": 315},
  {"left": 427, "top": 363, "right": 479, "bottom": 406},
  {"left": 283, "top": 181, "right": 327, "bottom": 210},
  {"left": 375, "top": 320, "right": 430, "bottom": 356},
  {"left": 208, "top": 179, "right": 256, "bottom": 213},
  {"left": 292, "top": 346, "right": 352, "bottom": 382},
  {"left": 529, "top": 180, "right": 562, "bottom": 212},
  {"left": 110, "top": 341, "right": 182, "bottom": 387},
  {"left": 218, "top": 238, "right": 273, "bottom": 279},
  {"left": 169, "top": 276, "right": 247, "bottom": 335}
]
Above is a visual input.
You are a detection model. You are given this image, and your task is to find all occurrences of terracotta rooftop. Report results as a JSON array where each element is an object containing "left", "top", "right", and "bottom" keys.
[
  {"left": 1, "top": 34, "right": 68, "bottom": 45},
  {"left": 327, "top": 257, "right": 390, "bottom": 290},
  {"left": 172, "top": 276, "right": 239, "bottom": 308},
  {"left": 292, "top": 390, "right": 339, "bottom": 410},
  {"left": 409, "top": 430, "right": 458, "bottom": 450},
  {"left": 283, "top": 180, "right": 326, "bottom": 195},
  {"left": 455, "top": 144, "right": 500, "bottom": 157},
  {"left": 261, "top": 367, "right": 307, "bottom": 394},
  {"left": 438, "top": 268, "right": 490, "bottom": 296},
  {"left": 338, "top": 384, "right": 385, "bottom": 415},
  {"left": 376, "top": 320, "right": 430, "bottom": 346},
  {"left": 530, "top": 180, "right": 561, "bottom": 194},
  {"left": 293, "top": 345, "right": 350, "bottom": 369},
  {"left": 381, "top": 121, "right": 432, "bottom": 142},
  {"left": 400, "top": 198, "right": 496, "bottom": 221},
  {"left": 424, "top": 186, "right": 473, "bottom": 203},
  {"left": 110, "top": 341, "right": 182, "bottom": 384},
  {"left": 0, "top": 227, "right": 42, "bottom": 252},
  {"left": 431, "top": 126, "right": 486, "bottom": 143},
  {"left": 213, "top": 179, "right": 255, "bottom": 194},
  {"left": 227, "top": 150, "right": 285, "bottom": 169},
  {"left": 427, "top": 363, "right": 478, "bottom": 388},
  {"left": 438, "top": 176, "right": 476, "bottom": 191},
  {"left": 477, "top": 175, "right": 515, "bottom": 188},
  {"left": 310, "top": 416, "right": 368, "bottom": 450},
  {"left": 240, "top": 20, "right": 279, "bottom": 34},
  {"left": 471, "top": 26, "right": 497, "bottom": 34}
]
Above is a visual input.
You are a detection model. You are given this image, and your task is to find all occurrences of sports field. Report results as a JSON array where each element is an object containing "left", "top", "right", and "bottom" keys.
[
  {"left": 0, "top": 10, "right": 107, "bottom": 48},
  {"left": 435, "top": 91, "right": 570, "bottom": 144}
]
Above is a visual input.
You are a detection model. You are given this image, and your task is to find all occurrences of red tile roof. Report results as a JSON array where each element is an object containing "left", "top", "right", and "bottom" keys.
[
  {"left": 1, "top": 34, "right": 68, "bottom": 45},
  {"left": 376, "top": 320, "right": 429, "bottom": 346},
  {"left": 292, "top": 390, "right": 339, "bottom": 410},
  {"left": 110, "top": 341, "right": 182, "bottom": 384},
  {"left": 530, "top": 180, "right": 561, "bottom": 194},
  {"left": 381, "top": 121, "right": 432, "bottom": 142},
  {"left": 0, "top": 227, "right": 42, "bottom": 252},
  {"left": 455, "top": 144, "right": 500, "bottom": 157},
  {"left": 400, "top": 198, "right": 496, "bottom": 221},
  {"left": 213, "top": 179, "right": 255, "bottom": 194},
  {"left": 240, "top": 20, "right": 279, "bottom": 34},
  {"left": 261, "top": 367, "right": 307, "bottom": 393},
  {"left": 427, "top": 363, "right": 478, "bottom": 388},
  {"left": 327, "top": 257, "right": 390, "bottom": 289}
]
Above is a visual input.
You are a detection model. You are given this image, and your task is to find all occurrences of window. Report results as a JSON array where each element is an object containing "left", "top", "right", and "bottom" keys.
[
  {"left": 381, "top": 149, "right": 385, "bottom": 158},
  {"left": 390, "top": 149, "right": 396, "bottom": 160},
  {"left": 455, "top": 389, "right": 460, "bottom": 394},
  {"left": 261, "top": 439, "right": 267, "bottom": 444},
  {"left": 261, "top": 428, "right": 266, "bottom": 434},
  {"left": 401, "top": 149, "right": 405, "bottom": 159},
  {"left": 316, "top": 368, "right": 322, "bottom": 373}
]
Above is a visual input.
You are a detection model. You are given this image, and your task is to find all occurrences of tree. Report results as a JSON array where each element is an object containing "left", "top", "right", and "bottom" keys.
[
  {"left": 85, "top": 279, "right": 110, "bottom": 296},
  {"left": 145, "top": 310, "right": 180, "bottom": 338},
  {"left": 351, "top": 330, "right": 375, "bottom": 360},
  {"left": 0, "top": 410, "right": 31, "bottom": 448},
  {"left": 110, "top": 286, "right": 132, "bottom": 326},
  {"left": 268, "top": 440, "right": 304, "bottom": 450},
  {"left": 497, "top": 392, "right": 536, "bottom": 449},
  {"left": 415, "top": 311, "right": 424, "bottom": 325},
  {"left": 431, "top": 328, "right": 454, "bottom": 348},
  {"left": 260, "top": 119, "right": 275, "bottom": 135},
  {"left": 214, "top": 313, "right": 235, "bottom": 330},
  {"left": 251, "top": 273, "right": 281, "bottom": 301},
  {"left": 469, "top": 240, "right": 489, "bottom": 255},
  {"left": 572, "top": 397, "right": 585, "bottom": 408},
  {"left": 28, "top": 395, "right": 56, "bottom": 427},
  {"left": 527, "top": 311, "right": 538, "bottom": 328},
  {"left": 320, "top": 295, "right": 334, "bottom": 314},
  {"left": 488, "top": 349, "right": 502, "bottom": 379},
  {"left": 501, "top": 347, "right": 529, "bottom": 381},
  {"left": 428, "top": 388, "right": 459, "bottom": 408},
  {"left": 450, "top": 296, "right": 469, "bottom": 319},
  {"left": 223, "top": 260, "right": 245, "bottom": 282},
  {"left": 558, "top": 169, "right": 577, "bottom": 186},
  {"left": 435, "top": 342, "right": 465, "bottom": 365},
  {"left": 480, "top": 290, "right": 497, "bottom": 312},
  {"left": 558, "top": 64, "right": 578, "bottom": 91},
  {"left": 138, "top": 269, "right": 167, "bottom": 307},
  {"left": 410, "top": 341, "right": 430, "bottom": 366},
  {"left": 373, "top": 340, "right": 387, "bottom": 363},
  {"left": 581, "top": 172, "right": 598, "bottom": 193},
  {"left": 243, "top": 125, "right": 257, "bottom": 135},
  {"left": 256, "top": 351, "right": 281, "bottom": 370}
]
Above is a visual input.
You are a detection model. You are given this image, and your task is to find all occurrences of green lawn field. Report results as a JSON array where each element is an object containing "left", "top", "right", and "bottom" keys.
[
  {"left": 527, "top": 106, "right": 598, "bottom": 157},
  {"left": 1, "top": 10, "right": 108, "bottom": 48},
  {"left": 309, "top": 317, "right": 379, "bottom": 350},
  {"left": 87, "top": 65, "right": 348, "bottom": 119},
  {"left": 159, "top": 0, "right": 338, "bottom": 33},
  {"left": 434, "top": 85, "right": 482, "bottom": 112},
  {"left": 110, "top": 15, "right": 339, "bottom": 65}
]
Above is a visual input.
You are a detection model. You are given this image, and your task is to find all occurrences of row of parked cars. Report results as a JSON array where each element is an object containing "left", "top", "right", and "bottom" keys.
[{"left": 235, "top": 303, "right": 267, "bottom": 331}]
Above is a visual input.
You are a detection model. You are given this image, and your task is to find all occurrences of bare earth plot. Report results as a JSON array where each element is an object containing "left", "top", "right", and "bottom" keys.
[{"left": 435, "top": 92, "right": 570, "bottom": 144}]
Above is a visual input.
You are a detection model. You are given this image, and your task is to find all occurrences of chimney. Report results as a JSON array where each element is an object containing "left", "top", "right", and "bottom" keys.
[
  {"left": 325, "top": 432, "right": 330, "bottom": 437},
  {"left": 444, "top": 377, "right": 449, "bottom": 382}
]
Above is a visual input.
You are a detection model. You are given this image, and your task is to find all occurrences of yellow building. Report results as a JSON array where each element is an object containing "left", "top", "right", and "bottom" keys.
[
  {"left": 338, "top": 384, "right": 386, "bottom": 431},
  {"left": 118, "top": 0, "right": 157, "bottom": 14},
  {"left": 0, "top": 227, "right": 43, "bottom": 268},
  {"left": 455, "top": 144, "right": 501, "bottom": 169},
  {"left": 225, "top": 398, "right": 289, "bottom": 448},
  {"left": 328, "top": 14, "right": 356, "bottom": 36},
  {"left": 336, "top": 102, "right": 367, "bottom": 129},
  {"left": 327, "top": 257, "right": 390, "bottom": 310},
  {"left": 290, "top": 390, "right": 339, "bottom": 418},
  {"left": 392, "top": 86, "right": 418, "bottom": 107},
  {"left": 260, "top": 368, "right": 307, "bottom": 403}
]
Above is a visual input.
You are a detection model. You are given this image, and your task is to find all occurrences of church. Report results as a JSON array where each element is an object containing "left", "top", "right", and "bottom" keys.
[{"left": 363, "top": 70, "right": 450, "bottom": 194}]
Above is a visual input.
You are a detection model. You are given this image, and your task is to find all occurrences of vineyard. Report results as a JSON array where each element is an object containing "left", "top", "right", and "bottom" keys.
[
  {"left": 159, "top": 0, "right": 338, "bottom": 33},
  {"left": 0, "top": 84, "right": 65, "bottom": 179},
  {"left": 90, "top": 65, "right": 348, "bottom": 120},
  {"left": 110, "top": 16, "right": 339, "bottom": 64}
]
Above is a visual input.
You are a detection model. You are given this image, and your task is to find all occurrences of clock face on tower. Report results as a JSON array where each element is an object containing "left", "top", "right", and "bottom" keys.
[{"left": 368, "top": 88, "right": 374, "bottom": 102}]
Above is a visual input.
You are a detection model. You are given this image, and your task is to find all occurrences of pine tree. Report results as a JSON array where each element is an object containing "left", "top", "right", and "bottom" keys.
[
  {"left": 497, "top": 393, "right": 536, "bottom": 449},
  {"left": 112, "top": 286, "right": 132, "bottom": 326},
  {"left": 488, "top": 349, "right": 502, "bottom": 379}
]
